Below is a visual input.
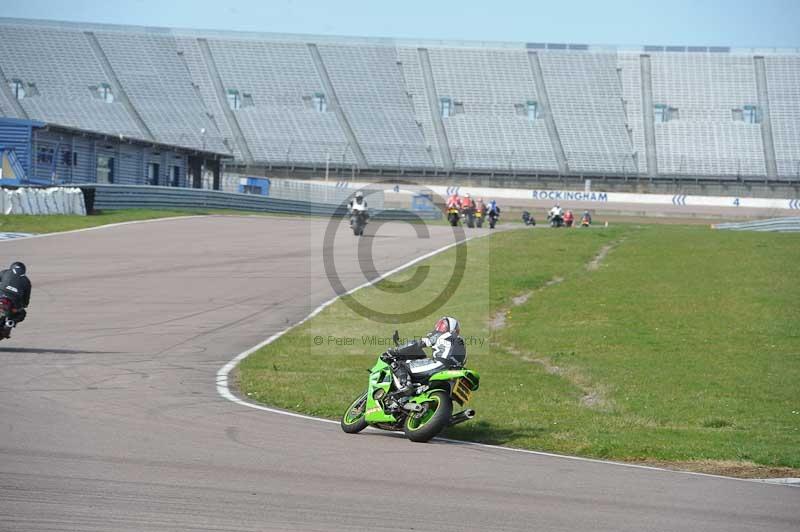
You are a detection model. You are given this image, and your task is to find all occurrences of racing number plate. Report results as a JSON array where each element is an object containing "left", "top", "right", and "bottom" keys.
[{"left": 452, "top": 378, "right": 472, "bottom": 404}]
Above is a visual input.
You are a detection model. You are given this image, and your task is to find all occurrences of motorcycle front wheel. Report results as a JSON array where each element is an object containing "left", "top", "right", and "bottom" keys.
[
  {"left": 341, "top": 391, "right": 369, "bottom": 433},
  {"left": 403, "top": 390, "right": 452, "bottom": 443}
]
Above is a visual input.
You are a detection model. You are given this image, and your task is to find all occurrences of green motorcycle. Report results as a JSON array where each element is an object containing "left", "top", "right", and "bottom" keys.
[{"left": 340, "top": 331, "right": 480, "bottom": 443}]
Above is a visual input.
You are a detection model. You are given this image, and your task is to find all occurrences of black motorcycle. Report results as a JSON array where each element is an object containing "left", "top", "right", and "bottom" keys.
[
  {"left": 548, "top": 214, "right": 564, "bottom": 228},
  {"left": 463, "top": 206, "right": 476, "bottom": 228},
  {"left": 351, "top": 211, "right": 368, "bottom": 236},
  {"left": 488, "top": 210, "right": 499, "bottom": 229},
  {"left": 521, "top": 211, "right": 535, "bottom": 226}
]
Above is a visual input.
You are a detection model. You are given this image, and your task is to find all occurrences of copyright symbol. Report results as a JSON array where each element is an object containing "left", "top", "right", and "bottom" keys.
[
  {"left": 323, "top": 178, "right": 467, "bottom": 324},
  {"left": 313, "top": 336, "right": 324, "bottom": 345}
]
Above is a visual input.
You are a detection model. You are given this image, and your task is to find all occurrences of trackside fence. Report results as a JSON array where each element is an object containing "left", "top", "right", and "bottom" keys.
[
  {"left": 80, "top": 185, "right": 440, "bottom": 221},
  {"left": 713, "top": 217, "right": 800, "bottom": 232}
]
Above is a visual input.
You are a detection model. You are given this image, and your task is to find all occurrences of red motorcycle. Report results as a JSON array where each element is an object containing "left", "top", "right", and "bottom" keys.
[{"left": 0, "top": 297, "right": 18, "bottom": 340}]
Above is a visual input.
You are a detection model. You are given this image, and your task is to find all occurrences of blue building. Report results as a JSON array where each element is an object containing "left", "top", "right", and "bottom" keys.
[{"left": 0, "top": 117, "right": 228, "bottom": 188}]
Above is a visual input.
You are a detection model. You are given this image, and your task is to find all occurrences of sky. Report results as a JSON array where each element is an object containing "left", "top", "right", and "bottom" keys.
[{"left": 3, "top": 0, "right": 800, "bottom": 49}]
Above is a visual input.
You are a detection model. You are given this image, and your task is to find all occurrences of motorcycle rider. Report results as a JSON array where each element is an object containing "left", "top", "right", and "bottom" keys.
[
  {"left": 487, "top": 199, "right": 501, "bottom": 218},
  {"left": 475, "top": 197, "right": 487, "bottom": 217},
  {"left": 382, "top": 316, "right": 466, "bottom": 397},
  {"left": 548, "top": 203, "right": 564, "bottom": 221},
  {"left": 564, "top": 210, "right": 574, "bottom": 227},
  {"left": 0, "top": 261, "right": 31, "bottom": 336},
  {"left": 446, "top": 193, "right": 461, "bottom": 211},
  {"left": 581, "top": 210, "right": 592, "bottom": 225},
  {"left": 348, "top": 191, "right": 368, "bottom": 223},
  {"left": 460, "top": 193, "right": 475, "bottom": 213}
]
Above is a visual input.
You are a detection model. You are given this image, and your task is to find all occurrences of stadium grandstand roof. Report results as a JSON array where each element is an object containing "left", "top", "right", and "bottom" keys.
[{"left": 1, "top": 17, "right": 798, "bottom": 55}]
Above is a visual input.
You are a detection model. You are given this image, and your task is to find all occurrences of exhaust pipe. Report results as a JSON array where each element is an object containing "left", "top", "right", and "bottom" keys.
[{"left": 449, "top": 409, "right": 476, "bottom": 426}]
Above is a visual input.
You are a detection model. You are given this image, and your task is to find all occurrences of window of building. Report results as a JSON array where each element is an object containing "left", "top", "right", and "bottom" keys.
[
  {"left": 171, "top": 166, "right": 181, "bottom": 187},
  {"left": 90, "top": 83, "right": 114, "bottom": 103},
  {"left": 453, "top": 101, "right": 464, "bottom": 115},
  {"left": 37, "top": 147, "right": 54, "bottom": 165},
  {"left": 241, "top": 93, "right": 254, "bottom": 108},
  {"left": 9, "top": 79, "right": 25, "bottom": 100},
  {"left": 654, "top": 104, "right": 679, "bottom": 123},
  {"left": 743, "top": 104, "right": 760, "bottom": 124},
  {"left": 526, "top": 101, "right": 538, "bottom": 121},
  {"left": 147, "top": 162, "right": 160, "bottom": 186},
  {"left": 226, "top": 89, "right": 241, "bottom": 110},
  {"left": 654, "top": 104, "right": 667, "bottom": 123},
  {"left": 312, "top": 92, "right": 327, "bottom": 112},
  {"left": 440, "top": 97, "right": 451, "bottom": 118},
  {"left": 97, "top": 156, "right": 114, "bottom": 184},
  {"left": 61, "top": 150, "right": 77, "bottom": 167}
]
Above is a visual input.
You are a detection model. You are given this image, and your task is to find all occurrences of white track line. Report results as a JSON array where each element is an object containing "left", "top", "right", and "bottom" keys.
[
  {"left": 0, "top": 215, "right": 205, "bottom": 243},
  {"left": 216, "top": 233, "right": 477, "bottom": 424},
  {"left": 215, "top": 230, "right": 792, "bottom": 488}
]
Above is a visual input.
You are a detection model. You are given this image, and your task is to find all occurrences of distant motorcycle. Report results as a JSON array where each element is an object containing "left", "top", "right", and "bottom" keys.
[
  {"left": 462, "top": 206, "right": 476, "bottom": 228},
  {"left": 488, "top": 210, "right": 499, "bottom": 229},
  {"left": 447, "top": 207, "right": 460, "bottom": 227},
  {"left": 581, "top": 214, "right": 591, "bottom": 228},
  {"left": 521, "top": 211, "right": 535, "bottom": 226},
  {"left": 548, "top": 213, "right": 564, "bottom": 228},
  {"left": 474, "top": 207, "right": 485, "bottom": 228},
  {"left": 351, "top": 211, "right": 368, "bottom": 236}
]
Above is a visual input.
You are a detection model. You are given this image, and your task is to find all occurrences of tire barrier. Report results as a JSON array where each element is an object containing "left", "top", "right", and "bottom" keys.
[{"left": 1, "top": 187, "right": 86, "bottom": 215}]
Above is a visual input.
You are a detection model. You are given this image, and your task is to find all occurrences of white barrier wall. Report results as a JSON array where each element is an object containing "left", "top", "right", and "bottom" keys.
[
  {"left": 308, "top": 180, "right": 800, "bottom": 211},
  {"left": 1, "top": 187, "right": 86, "bottom": 215}
]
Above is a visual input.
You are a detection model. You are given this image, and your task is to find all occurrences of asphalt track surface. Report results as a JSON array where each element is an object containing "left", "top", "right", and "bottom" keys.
[{"left": 0, "top": 216, "right": 796, "bottom": 532}]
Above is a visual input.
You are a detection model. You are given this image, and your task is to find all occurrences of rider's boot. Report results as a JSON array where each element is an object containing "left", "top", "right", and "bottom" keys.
[{"left": 390, "top": 363, "right": 415, "bottom": 398}]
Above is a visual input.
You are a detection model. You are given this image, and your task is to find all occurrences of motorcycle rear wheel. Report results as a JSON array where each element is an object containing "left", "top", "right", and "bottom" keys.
[
  {"left": 403, "top": 390, "right": 452, "bottom": 443},
  {"left": 341, "top": 391, "right": 369, "bottom": 433}
]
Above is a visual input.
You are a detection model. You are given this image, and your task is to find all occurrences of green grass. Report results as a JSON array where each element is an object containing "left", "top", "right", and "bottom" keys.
[
  {"left": 238, "top": 224, "right": 800, "bottom": 472},
  {"left": 0, "top": 209, "right": 203, "bottom": 234}
]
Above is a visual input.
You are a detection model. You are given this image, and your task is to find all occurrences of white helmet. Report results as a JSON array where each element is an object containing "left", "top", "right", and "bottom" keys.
[
  {"left": 434, "top": 316, "right": 460, "bottom": 336},
  {"left": 431, "top": 317, "right": 466, "bottom": 366}
]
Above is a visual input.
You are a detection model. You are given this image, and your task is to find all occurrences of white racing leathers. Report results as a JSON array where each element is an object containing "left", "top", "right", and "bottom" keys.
[
  {"left": 406, "top": 331, "right": 467, "bottom": 380},
  {"left": 348, "top": 199, "right": 368, "bottom": 213}
]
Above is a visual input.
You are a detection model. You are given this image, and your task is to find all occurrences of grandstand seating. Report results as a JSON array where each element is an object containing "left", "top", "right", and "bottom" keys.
[
  {"left": 396, "top": 47, "right": 445, "bottom": 168},
  {"left": 0, "top": 18, "right": 799, "bottom": 180},
  {"left": 0, "top": 23, "right": 144, "bottom": 138},
  {"left": 93, "top": 31, "right": 227, "bottom": 153},
  {"left": 318, "top": 44, "right": 433, "bottom": 168},
  {"left": 539, "top": 52, "right": 634, "bottom": 174},
  {"left": 175, "top": 36, "right": 242, "bottom": 159},
  {"left": 422, "top": 47, "right": 557, "bottom": 171},
  {"left": 648, "top": 52, "right": 765, "bottom": 177},
  {"left": 765, "top": 55, "right": 800, "bottom": 180},
  {"left": 617, "top": 53, "right": 648, "bottom": 175},
  {"left": 204, "top": 38, "right": 356, "bottom": 166}
]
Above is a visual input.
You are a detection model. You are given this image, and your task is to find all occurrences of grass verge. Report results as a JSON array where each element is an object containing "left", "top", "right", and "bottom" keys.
[
  {"left": 0, "top": 209, "right": 204, "bottom": 234},
  {"left": 237, "top": 224, "right": 800, "bottom": 478}
]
